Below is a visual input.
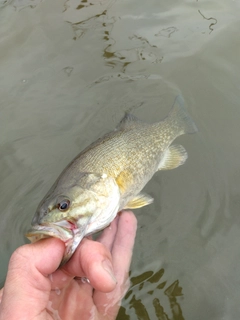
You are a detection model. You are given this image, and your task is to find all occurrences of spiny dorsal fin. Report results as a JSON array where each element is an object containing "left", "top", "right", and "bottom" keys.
[
  {"left": 116, "top": 113, "right": 143, "bottom": 131},
  {"left": 158, "top": 144, "right": 188, "bottom": 170},
  {"left": 124, "top": 193, "right": 154, "bottom": 209}
]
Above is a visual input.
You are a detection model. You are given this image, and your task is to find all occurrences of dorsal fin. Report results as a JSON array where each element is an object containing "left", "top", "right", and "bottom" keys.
[{"left": 116, "top": 113, "right": 143, "bottom": 131}]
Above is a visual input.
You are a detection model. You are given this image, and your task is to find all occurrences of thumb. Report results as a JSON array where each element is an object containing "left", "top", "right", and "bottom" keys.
[{"left": 0, "top": 238, "right": 65, "bottom": 320}]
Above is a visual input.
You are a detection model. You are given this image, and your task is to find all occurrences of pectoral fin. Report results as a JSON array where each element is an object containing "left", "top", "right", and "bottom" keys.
[
  {"left": 124, "top": 193, "right": 153, "bottom": 209},
  {"left": 115, "top": 170, "right": 134, "bottom": 193},
  {"left": 158, "top": 144, "right": 188, "bottom": 170}
]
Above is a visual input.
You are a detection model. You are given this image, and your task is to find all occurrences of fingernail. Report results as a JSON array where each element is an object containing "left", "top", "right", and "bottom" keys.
[{"left": 102, "top": 260, "right": 117, "bottom": 284}]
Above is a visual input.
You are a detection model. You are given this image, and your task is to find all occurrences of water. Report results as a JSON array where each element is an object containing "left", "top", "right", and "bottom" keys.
[{"left": 1, "top": 0, "right": 240, "bottom": 319}]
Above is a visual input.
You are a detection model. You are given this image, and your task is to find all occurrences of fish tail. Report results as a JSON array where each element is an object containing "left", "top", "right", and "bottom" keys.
[{"left": 167, "top": 95, "right": 198, "bottom": 134}]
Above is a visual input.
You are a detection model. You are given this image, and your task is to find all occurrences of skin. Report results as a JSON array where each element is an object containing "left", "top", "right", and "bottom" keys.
[{"left": 0, "top": 211, "right": 137, "bottom": 320}]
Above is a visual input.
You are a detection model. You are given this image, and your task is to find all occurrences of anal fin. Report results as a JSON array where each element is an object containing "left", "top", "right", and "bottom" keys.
[{"left": 158, "top": 144, "right": 188, "bottom": 170}]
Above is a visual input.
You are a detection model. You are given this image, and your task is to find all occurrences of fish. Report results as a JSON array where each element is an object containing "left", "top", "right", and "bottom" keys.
[{"left": 25, "top": 96, "right": 197, "bottom": 265}]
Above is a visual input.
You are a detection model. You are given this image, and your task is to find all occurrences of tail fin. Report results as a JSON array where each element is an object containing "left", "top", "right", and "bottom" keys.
[{"left": 167, "top": 95, "right": 198, "bottom": 134}]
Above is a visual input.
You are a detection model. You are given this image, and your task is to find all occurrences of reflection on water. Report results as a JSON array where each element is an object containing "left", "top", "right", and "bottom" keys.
[
  {"left": 1, "top": 0, "right": 43, "bottom": 10},
  {"left": 118, "top": 268, "right": 184, "bottom": 320},
  {"left": 197, "top": 10, "right": 217, "bottom": 34},
  {"left": 1, "top": 0, "right": 240, "bottom": 319}
]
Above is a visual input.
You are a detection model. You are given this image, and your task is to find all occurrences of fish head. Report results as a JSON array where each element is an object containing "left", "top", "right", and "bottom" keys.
[{"left": 26, "top": 172, "right": 120, "bottom": 265}]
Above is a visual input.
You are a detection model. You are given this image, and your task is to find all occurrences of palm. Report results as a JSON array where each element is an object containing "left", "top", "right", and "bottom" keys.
[
  {"left": 47, "top": 278, "right": 116, "bottom": 320},
  {"left": 45, "top": 211, "right": 136, "bottom": 320},
  {"left": 49, "top": 280, "right": 97, "bottom": 320},
  {"left": 0, "top": 211, "right": 136, "bottom": 320}
]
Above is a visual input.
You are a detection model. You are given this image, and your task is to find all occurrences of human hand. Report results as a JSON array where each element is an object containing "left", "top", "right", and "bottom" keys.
[{"left": 0, "top": 210, "right": 137, "bottom": 320}]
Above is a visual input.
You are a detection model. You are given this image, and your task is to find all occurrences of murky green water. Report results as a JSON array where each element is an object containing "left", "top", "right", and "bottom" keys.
[{"left": 1, "top": 0, "right": 240, "bottom": 319}]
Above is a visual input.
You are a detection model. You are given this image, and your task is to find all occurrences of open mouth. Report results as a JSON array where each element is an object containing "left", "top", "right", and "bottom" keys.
[
  {"left": 25, "top": 221, "right": 76, "bottom": 243},
  {"left": 25, "top": 220, "right": 85, "bottom": 265}
]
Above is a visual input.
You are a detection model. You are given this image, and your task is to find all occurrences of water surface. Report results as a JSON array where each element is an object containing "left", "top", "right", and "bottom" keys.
[{"left": 1, "top": 0, "right": 240, "bottom": 319}]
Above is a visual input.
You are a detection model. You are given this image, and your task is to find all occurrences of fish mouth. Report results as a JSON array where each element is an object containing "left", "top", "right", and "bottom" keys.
[
  {"left": 25, "top": 220, "right": 82, "bottom": 266},
  {"left": 25, "top": 220, "right": 78, "bottom": 243}
]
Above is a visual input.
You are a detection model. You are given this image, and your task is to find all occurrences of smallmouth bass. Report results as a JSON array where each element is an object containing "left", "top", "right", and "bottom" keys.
[{"left": 26, "top": 96, "right": 197, "bottom": 264}]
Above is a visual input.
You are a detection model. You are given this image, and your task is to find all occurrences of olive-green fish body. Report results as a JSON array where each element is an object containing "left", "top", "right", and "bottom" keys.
[{"left": 26, "top": 96, "right": 197, "bottom": 264}]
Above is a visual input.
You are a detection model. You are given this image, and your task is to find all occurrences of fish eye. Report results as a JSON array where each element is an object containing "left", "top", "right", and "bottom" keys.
[{"left": 58, "top": 199, "right": 70, "bottom": 211}]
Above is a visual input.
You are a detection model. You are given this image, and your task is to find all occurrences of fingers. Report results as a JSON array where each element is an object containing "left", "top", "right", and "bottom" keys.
[
  {"left": 61, "top": 238, "right": 117, "bottom": 292},
  {"left": 0, "top": 288, "right": 3, "bottom": 304},
  {"left": 49, "top": 214, "right": 131, "bottom": 293},
  {"left": 56, "top": 211, "right": 136, "bottom": 296},
  {"left": 97, "top": 214, "right": 120, "bottom": 252},
  {"left": 0, "top": 238, "right": 65, "bottom": 320},
  {"left": 94, "top": 211, "right": 137, "bottom": 318},
  {"left": 0, "top": 212, "right": 137, "bottom": 320},
  {"left": 111, "top": 211, "right": 137, "bottom": 281}
]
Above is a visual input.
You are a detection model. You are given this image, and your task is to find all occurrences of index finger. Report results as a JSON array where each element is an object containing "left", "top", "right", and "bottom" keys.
[{"left": 52, "top": 237, "right": 117, "bottom": 293}]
